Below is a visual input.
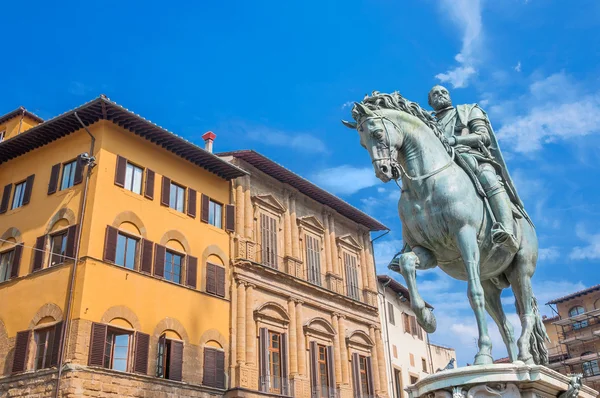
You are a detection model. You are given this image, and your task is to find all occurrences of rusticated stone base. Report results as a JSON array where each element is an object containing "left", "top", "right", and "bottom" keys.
[
  {"left": 0, "top": 364, "right": 225, "bottom": 398},
  {"left": 406, "top": 364, "right": 597, "bottom": 398}
]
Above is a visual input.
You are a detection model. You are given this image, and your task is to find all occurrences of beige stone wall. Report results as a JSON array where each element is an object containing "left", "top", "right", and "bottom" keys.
[{"left": 230, "top": 159, "right": 388, "bottom": 398}]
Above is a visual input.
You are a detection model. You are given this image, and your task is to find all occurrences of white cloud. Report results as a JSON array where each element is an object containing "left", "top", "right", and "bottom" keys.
[
  {"left": 341, "top": 101, "right": 353, "bottom": 109},
  {"left": 514, "top": 61, "right": 522, "bottom": 72},
  {"left": 311, "top": 165, "right": 379, "bottom": 195},
  {"left": 69, "top": 81, "right": 92, "bottom": 96},
  {"left": 569, "top": 223, "right": 600, "bottom": 260},
  {"left": 538, "top": 247, "right": 560, "bottom": 262},
  {"left": 497, "top": 72, "right": 600, "bottom": 153},
  {"left": 435, "top": 0, "right": 482, "bottom": 88},
  {"left": 243, "top": 124, "right": 327, "bottom": 154}
]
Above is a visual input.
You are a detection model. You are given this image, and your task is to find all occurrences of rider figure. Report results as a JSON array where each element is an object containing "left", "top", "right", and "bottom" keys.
[{"left": 428, "top": 85, "right": 519, "bottom": 252}]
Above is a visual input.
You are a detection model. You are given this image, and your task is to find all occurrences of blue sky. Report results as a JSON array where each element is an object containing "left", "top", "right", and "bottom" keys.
[{"left": 2, "top": 0, "right": 600, "bottom": 365}]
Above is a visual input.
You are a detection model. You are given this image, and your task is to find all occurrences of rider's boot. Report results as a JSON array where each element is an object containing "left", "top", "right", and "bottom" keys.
[{"left": 480, "top": 168, "right": 519, "bottom": 252}]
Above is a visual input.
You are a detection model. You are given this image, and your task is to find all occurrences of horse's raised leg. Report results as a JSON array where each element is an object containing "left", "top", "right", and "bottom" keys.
[
  {"left": 456, "top": 226, "right": 493, "bottom": 365},
  {"left": 481, "top": 279, "right": 518, "bottom": 362}
]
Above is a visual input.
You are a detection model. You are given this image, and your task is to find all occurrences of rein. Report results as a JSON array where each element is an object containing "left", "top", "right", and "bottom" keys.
[{"left": 358, "top": 114, "right": 455, "bottom": 182}]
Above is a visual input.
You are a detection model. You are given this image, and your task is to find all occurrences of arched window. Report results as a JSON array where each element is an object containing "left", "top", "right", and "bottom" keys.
[
  {"left": 203, "top": 341, "right": 225, "bottom": 389},
  {"left": 156, "top": 331, "right": 183, "bottom": 381},
  {"left": 569, "top": 306, "right": 588, "bottom": 330},
  {"left": 582, "top": 351, "right": 600, "bottom": 377}
]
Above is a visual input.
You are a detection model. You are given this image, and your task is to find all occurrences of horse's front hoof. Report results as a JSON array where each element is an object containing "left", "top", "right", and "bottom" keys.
[{"left": 473, "top": 353, "right": 494, "bottom": 366}]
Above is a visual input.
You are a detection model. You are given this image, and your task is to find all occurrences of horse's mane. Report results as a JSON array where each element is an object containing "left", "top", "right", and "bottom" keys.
[{"left": 353, "top": 91, "right": 449, "bottom": 151}]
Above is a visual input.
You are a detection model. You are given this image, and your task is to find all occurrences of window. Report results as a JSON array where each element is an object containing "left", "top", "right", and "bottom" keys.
[
  {"left": 410, "top": 375, "right": 419, "bottom": 384},
  {"left": 260, "top": 213, "right": 278, "bottom": 269},
  {"left": 569, "top": 306, "right": 588, "bottom": 330},
  {"left": 116, "top": 233, "right": 138, "bottom": 270},
  {"left": 208, "top": 200, "right": 222, "bottom": 228},
  {"left": 394, "top": 369, "right": 403, "bottom": 398},
  {"left": 124, "top": 163, "right": 143, "bottom": 194},
  {"left": 422, "top": 358, "right": 428, "bottom": 373},
  {"left": 61, "top": 160, "right": 78, "bottom": 190},
  {"left": 169, "top": 183, "right": 185, "bottom": 212},
  {"left": 359, "top": 355, "right": 371, "bottom": 397},
  {"left": 388, "top": 302, "right": 395, "bottom": 325},
  {"left": 50, "top": 231, "right": 68, "bottom": 266},
  {"left": 403, "top": 313, "right": 411, "bottom": 334},
  {"left": 305, "top": 234, "right": 322, "bottom": 286},
  {"left": 0, "top": 249, "right": 14, "bottom": 282},
  {"left": 393, "top": 345, "right": 398, "bottom": 359},
  {"left": 268, "top": 331, "right": 282, "bottom": 394},
  {"left": 344, "top": 252, "right": 360, "bottom": 301},
  {"left": 104, "top": 329, "right": 131, "bottom": 372},
  {"left": 11, "top": 181, "right": 26, "bottom": 209},
  {"left": 34, "top": 327, "right": 55, "bottom": 370},
  {"left": 156, "top": 334, "right": 184, "bottom": 380},
  {"left": 203, "top": 347, "right": 225, "bottom": 388},
  {"left": 0, "top": 130, "right": 5, "bottom": 142},
  {"left": 165, "top": 251, "right": 183, "bottom": 284},
  {"left": 582, "top": 352, "right": 600, "bottom": 377},
  {"left": 317, "top": 345, "right": 330, "bottom": 397}
]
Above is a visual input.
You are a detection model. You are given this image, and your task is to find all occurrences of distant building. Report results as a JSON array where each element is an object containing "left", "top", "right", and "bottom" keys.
[
  {"left": 545, "top": 285, "right": 600, "bottom": 392},
  {"left": 378, "top": 275, "right": 456, "bottom": 398}
]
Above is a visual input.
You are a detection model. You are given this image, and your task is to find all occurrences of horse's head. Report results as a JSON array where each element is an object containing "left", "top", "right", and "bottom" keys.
[{"left": 342, "top": 102, "right": 403, "bottom": 183}]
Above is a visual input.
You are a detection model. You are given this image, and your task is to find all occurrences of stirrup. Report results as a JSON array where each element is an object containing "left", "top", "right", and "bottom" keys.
[{"left": 491, "top": 223, "right": 518, "bottom": 252}]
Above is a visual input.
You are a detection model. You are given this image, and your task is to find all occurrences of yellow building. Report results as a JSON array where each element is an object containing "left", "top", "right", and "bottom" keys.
[
  {"left": 218, "top": 150, "right": 389, "bottom": 398},
  {"left": 545, "top": 285, "right": 600, "bottom": 393},
  {"left": 0, "top": 96, "right": 246, "bottom": 397}
]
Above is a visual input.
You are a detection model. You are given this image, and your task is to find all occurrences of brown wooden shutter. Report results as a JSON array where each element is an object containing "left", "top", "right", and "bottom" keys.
[
  {"left": 144, "top": 169, "right": 155, "bottom": 200},
  {"left": 50, "top": 321, "right": 64, "bottom": 367},
  {"left": 327, "top": 345, "right": 336, "bottom": 397},
  {"left": 160, "top": 176, "right": 170, "bottom": 206},
  {"left": 0, "top": 183, "right": 12, "bottom": 214},
  {"left": 216, "top": 265, "right": 226, "bottom": 298},
  {"left": 10, "top": 244, "right": 23, "bottom": 279},
  {"left": 88, "top": 323, "right": 107, "bottom": 367},
  {"left": 103, "top": 226, "right": 118, "bottom": 263},
  {"left": 73, "top": 155, "right": 84, "bottom": 186},
  {"left": 216, "top": 349, "right": 225, "bottom": 389},
  {"left": 154, "top": 245, "right": 166, "bottom": 277},
  {"left": 225, "top": 204, "right": 235, "bottom": 232},
  {"left": 114, "top": 155, "right": 127, "bottom": 187},
  {"left": 22, "top": 174, "right": 35, "bottom": 205},
  {"left": 203, "top": 347, "right": 217, "bottom": 387},
  {"left": 134, "top": 332, "right": 150, "bottom": 374},
  {"left": 200, "top": 194, "right": 209, "bottom": 223},
  {"left": 48, "top": 163, "right": 61, "bottom": 195},
  {"left": 366, "top": 356, "right": 375, "bottom": 396},
  {"left": 351, "top": 353, "right": 361, "bottom": 398},
  {"left": 281, "top": 333, "right": 289, "bottom": 396},
  {"left": 11, "top": 330, "right": 31, "bottom": 373},
  {"left": 187, "top": 189, "right": 197, "bottom": 218},
  {"left": 140, "top": 239, "right": 154, "bottom": 274},
  {"left": 186, "top": 255, "right": 198, "bottom": 289},
  {"left": 310, "top": 341, "right": 318, "bottom": 394},
  {"left": 32, "top": 235, "right": 46, "bottom": 272},
  {"left": 169, "top": 340, "right": 183, "bottom": 381},
  {"left": 206, "top": 263, "right": 216, "bottom": 295},
  {"left": 259, "top": 328, "right": 269, "bottom": 392},
  {"left": 65, "top": 224, "right": 79, "bottom": 259}
]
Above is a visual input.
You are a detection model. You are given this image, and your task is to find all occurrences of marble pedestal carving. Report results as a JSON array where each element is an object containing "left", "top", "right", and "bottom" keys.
[{"left": 405, "top": 364, "right": 597, "bottom": 398}]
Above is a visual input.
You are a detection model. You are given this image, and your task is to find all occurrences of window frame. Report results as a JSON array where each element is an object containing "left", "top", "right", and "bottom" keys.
[
  {"left": 49, "top": 229, "right": 69, "bottom": 267},
  {"left": 0, "top": 248, "right": 15, "bottom": 282},
  {"left": 343, "top": 251, "right": 361, "bottom": 301},
  {"left": 156, "top": 333, "right": 182, "bottom": 380},
  {"left": 317, "top": 344, "right": 330, "bottom": 397},
  {"left": 124, "top": 161, "right": 144, "bottom": 195},
  {"left": 0, "top": 130, "right": 5, "bottom": 143},
  {"left": 169, "top": 182, "right": 186, "bottom": 213},
  {"left": 11, "top": 180, "right": 27, "bottom": 210},
  {"left": 164, "top": 249, "right": 184, "bottom": 284},
  {"left": 60, "top": 159, "right": 78, "bottom": 191},
  {"left": 208, "top": 199, "right": 223, "bottom": 228},
  {"left": 388, "top": 302, "right": 395, "bottom": 325},
  {"left": 569, "top": 306, "right": 588, "bottom": 330},
  {"left": 422, "top": 358, "right": 428, "bottom": 373},
  {"left": 304, "top": 232, "right": 323, "bottom": 287},
  {"left": 104, "top": 327, "right": 133, "bottom": 372},
  {"left": 268, "top": 330, "right": 283, "bottom": 394},
  {"left": 115, "top": 231, "right": 140, "bottom": 270},
  {"left": 358, "top": 355, "right": 371, "bottom": 396},
  {"left": 34, "top": 326, "right": 56, "bottom": 370},
  {"left": 259, "top": 211, "right": 279, "bottom": 269}
]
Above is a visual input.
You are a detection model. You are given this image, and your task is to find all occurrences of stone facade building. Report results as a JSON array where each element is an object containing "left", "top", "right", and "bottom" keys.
[
  {"left": 377, "top": 276, "right": 456, "bottom": 398},
  {"left": 218, "top": 150, "right": 389, "bottom": 398},
  {"left": 545, "top": 285, "right": 600, "bottom": 393}
]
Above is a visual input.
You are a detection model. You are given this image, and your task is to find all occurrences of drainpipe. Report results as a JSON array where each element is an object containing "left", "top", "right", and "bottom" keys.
[
  {"left": 53, "top": 112, "right": 96, "bottom": 398},
  {"left": 379, "top": 277, "right": 395, "bottom": 397},
  {"left": 426, "top": 333, "right": 434, "bottom": 374}
]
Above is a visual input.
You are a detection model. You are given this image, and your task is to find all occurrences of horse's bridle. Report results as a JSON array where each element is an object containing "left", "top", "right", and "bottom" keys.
[{"left": 358, "top": 112, "right": 455, "bottom": 182}]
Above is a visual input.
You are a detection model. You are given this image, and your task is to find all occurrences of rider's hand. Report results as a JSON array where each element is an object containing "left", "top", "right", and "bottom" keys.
[{"left": 447, "top": 136, "right": 457, "bottom": 146}]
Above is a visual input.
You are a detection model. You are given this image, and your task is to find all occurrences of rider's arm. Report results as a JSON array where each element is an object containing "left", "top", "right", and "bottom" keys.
[{"left": 450, "top": 107, "right": 491, "bottom": 148}]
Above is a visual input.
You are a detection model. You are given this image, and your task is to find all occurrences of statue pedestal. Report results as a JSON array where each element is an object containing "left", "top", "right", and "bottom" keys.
[{"left": 406, "top": 364, "right": 597, "bottom": 398}]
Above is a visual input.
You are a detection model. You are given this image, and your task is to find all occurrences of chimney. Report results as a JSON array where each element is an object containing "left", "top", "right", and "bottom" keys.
[{"left": 202, "top": 131, "right": 216, "bottom": 153}]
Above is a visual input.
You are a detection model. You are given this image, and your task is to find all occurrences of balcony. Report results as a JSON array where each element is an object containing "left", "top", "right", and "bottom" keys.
[
  {"left": 310, "top": 386, "right": 342, "bottom": 398},
  {"left": 234, "top": 238, "right": 376, "bottom": 306},
  {"left": 259, "top": 375, "right": 294, "bottom": 396}
]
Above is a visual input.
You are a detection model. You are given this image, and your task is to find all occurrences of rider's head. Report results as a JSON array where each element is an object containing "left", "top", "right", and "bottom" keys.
[{"left": 428, "top": 85, "right": 452, "bottom": 111}]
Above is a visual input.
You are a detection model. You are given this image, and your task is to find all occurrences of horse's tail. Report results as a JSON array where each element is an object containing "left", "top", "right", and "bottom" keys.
[{"left": 526, "top": 296, "right": 550, "bottom": 365}]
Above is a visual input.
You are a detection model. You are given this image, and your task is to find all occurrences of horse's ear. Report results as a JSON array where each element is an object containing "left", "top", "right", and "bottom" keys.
[
  {"left": 341, "top": 120, "right": 357, "bottom": 129},
  {"left": 355, "top": 102, "right": 374, "bottom": 116}
]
